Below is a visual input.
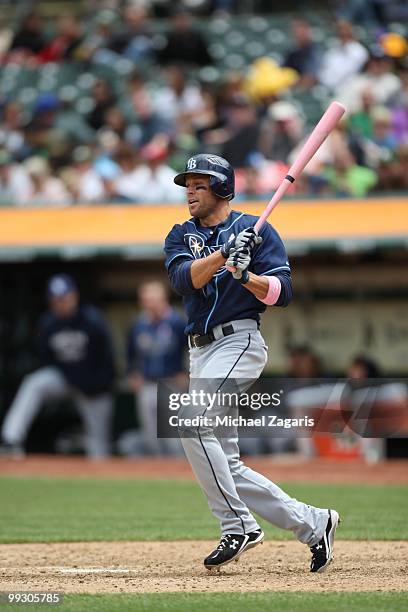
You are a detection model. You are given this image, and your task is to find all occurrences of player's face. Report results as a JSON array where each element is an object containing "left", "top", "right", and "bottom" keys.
[
  {"left": 50, "top": 291, "right": 79, "bottom": 318},
  {"left": 139, "top": 283, "right": 168, "bottom": 317},
  {"left": 185, "top": 174, "right": 219, "bottom": 219}
]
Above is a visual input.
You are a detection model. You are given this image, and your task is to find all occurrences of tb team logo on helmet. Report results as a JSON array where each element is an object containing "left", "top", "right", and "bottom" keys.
[
  {"left": 186, "top": 158, "right": 197, "bottom": 170},
  {"left": 174, "top": 153, "right": 235, "bottom": 200}
]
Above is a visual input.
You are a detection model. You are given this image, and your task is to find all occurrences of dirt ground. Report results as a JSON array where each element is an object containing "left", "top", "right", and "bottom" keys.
[
  {"left": 0, "top": 540, "right": 407, "bottom": 594},
  {"left": 1, "top": 455, "right": 408, "bottom": 485},
  {"left": 1, "top": 456, "right": 406, "bottom": 594}
]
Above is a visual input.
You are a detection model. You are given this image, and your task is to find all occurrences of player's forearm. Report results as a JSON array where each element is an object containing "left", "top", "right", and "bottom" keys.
[
  {"left": 243, "top": 271, "right": 293, "bottom": 307},
  {"left": 191, "top": 250, "right": 226, "bottom": 289},
  {"left": 241, "top": 273, "right": 269, "bottom": 300}
]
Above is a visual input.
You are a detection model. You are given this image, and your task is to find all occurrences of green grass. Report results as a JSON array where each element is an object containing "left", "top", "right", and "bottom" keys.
[
  {"left": 1, "top": 593, "right": 408, "bottom": 612},
  {"left": 0, "top": 477, "right": 406, "bottom": 543}
]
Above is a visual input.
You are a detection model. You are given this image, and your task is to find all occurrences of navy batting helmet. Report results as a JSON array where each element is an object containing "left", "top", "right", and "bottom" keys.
[{"left": 174, "top": 154, "right": 235, "bottom": 200}]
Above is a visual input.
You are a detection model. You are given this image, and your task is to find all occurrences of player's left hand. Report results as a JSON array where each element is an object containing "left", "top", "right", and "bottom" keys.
[
  {"left": 220, "top": 226, "right": 262, "bottom": 258},
  {"left": 226, "top": 247, "right": 251, "bottom": 284}
]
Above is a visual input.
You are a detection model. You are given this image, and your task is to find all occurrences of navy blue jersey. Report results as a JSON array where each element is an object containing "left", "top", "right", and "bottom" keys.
[
  {"left": 127, "top": 309, "right": 187, "bottom": 380},
  {"left": 37, "top": 304, "right": 115, "bottom": 396},
  {"left": 164, "top": 210, "right": 292, "bottom": 335}
]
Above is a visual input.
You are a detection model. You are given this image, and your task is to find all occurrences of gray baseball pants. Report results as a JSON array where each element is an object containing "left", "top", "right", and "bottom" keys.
[
  {"left": 1, "top": 367, "right": 112, "bottom": 458},
  {"left": 179, "top": 319, "right": 328, "bottom": 547}
]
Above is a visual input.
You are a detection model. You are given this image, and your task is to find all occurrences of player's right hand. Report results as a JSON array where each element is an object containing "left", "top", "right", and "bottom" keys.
[
  {"left": 226, "top": 247, "right": 251, "bottom": 284},
  {"left": 235, "top": 227, "right": 262, "bottom": 251}
]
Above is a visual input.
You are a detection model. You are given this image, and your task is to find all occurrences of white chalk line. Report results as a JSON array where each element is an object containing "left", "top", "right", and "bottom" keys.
[
  {"left": 0, "top": 566, "right": 136, "bottom": 575},
  {"left": 59, "top": 568, "right": 132, "bottom": 574}
]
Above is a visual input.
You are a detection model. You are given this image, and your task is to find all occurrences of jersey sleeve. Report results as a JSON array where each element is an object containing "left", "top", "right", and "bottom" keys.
[
  {"left": 251, "top": 222, "right": 291, "bottom": 277},
  {"left": 164, "top": 223, "right": 194, "bottom": 270}
]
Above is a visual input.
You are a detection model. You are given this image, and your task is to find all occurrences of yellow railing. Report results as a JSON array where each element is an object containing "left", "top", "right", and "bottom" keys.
[{"left": 0, "top": 197, "right": 407, "bottom": 248}]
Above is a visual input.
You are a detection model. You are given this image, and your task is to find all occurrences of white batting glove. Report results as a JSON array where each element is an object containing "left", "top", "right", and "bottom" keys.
[
  {"left": 226, "top": 247, "right": 251, "bottom": 284},
  {"left": 234, "top": 227, "right": 262, "bottom": 251}
]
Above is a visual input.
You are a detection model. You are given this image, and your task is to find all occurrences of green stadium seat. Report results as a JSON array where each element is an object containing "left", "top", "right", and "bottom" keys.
[
  {"left": 17, "top": 87, "right": 37, "bottom": 106},
  {"left": 209, "top": 43, "right": 227, "bottom": 60},
  {"left": 77, "top": 73, "right": 98, "bottom": 91},
  {"left": 245, "top": 41, "right": 267, "bottom": 59},
  {"left": 75, "top": 97, "right": 95, "bottom": 115},
  {"left": 209, "top": 18, "right": 232, "bottom": 36},
  {"left": 248, "top": 16, "right": 270, "bottom": 33},
  {"left": 224, "top": 53, "right": 246, "bottom": 70},
  {"left": 228, "top": 30, "right": 247, "bottom": 48},
  {"left": 58, "top": 85, "right": 80, "bottom": 102}
]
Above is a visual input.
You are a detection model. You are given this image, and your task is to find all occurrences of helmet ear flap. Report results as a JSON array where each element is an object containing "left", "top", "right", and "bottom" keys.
[{"left": 209, "top": 175, "right": 229, "bottom": 199}]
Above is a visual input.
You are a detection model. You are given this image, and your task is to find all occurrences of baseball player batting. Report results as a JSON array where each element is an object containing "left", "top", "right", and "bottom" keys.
[{"left": 164, "top": 105, "right": 344, "bottom": 573}]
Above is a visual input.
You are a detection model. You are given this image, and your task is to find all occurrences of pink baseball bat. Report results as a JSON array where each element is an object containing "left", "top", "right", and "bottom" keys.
[
  {"left": 227, "top": 101, "right": 346, "bottom": 271},
  {"left": 254, "top": 100, "right": 346, "bottom": 232}
]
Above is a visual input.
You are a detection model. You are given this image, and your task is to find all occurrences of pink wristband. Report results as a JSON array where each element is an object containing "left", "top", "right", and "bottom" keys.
[{"left": 259, "top": 276, "right": 281, "bottom": 305}]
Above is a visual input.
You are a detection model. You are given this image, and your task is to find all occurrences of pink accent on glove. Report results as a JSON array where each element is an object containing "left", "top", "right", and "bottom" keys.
[{"left": 259, "top": 276, "right": 281, "bottom": 305}]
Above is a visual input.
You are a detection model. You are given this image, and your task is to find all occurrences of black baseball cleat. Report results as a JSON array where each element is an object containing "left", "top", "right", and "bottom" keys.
[
  {"left": 310, "top": 509, "right": 340, "bottom": 573},
  {"left": 204, "top": 529, "right": 264, "bottom": 570}
]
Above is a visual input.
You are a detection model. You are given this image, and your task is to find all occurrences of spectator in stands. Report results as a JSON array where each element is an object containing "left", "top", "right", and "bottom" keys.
[
  {"left": 322, "top": 148, "right": 377, "bottom": 197},
  {"left": 192, "top": 87, "right": 222, "bottom": 145},
  {"left": 368, "top": 106, "right": 398, "bottom": 159},
  {"left": 56, "top": 99, "right": 96, "bottom": 147},
  {"left": 390, "top": 67, "right": 408, "bottom": 145},
  {"left": 69, "top": 146, "right": 107, "bottom": 203},
  {"left": 215, "top": 72, "right": 246, "bottom": 125},
  {"left": 283, "top": 19, "right": 321, "bottom": 89},
  {"left": 217, "top": 94, "right": 260, "bottom": 168},
  {"left": 0, "top": 16, "right": 13, "bottom": 61},
  {"left": 0, "top": 274, "right": 115, "bottom": 458},
  {"left": 92, "top": 129, "right": 121, "bottom": 196},
  {"left": 23, "top": 156, "right": 71, "bottom": 207},
  {"left": 103, "top": 106, "right": 128, "bottom": 140},
  {"left": 80, "top": 9, "right": 119, "bottom": 65},
  {"left": 0, "top": 102, "right": 28, "bottom": 160},
  {"left": 395, "top": 145, "right": 408, "bottom": 189},
  {"left": 381, "top": 152, "right": 407, "bottom": 191},
  {"left": 8, "top": 12, "right": 46, "bottom": 60},
  {"left": 124, "top": 71, "right": 169, "bottom": 144},
  {"left": 335, "top": 0, "right": 389, "bottom": 27},
  {"left": 127, "top": 280, "right": 186, "bottom": 455},
  {"left": 349, "top": 104, "right": 398, "bottom": 170},
  {"left": 28, "top": 93, "right": 59, "bottom": 143},
  {"left": 107, "top": 4, "right": 153, "bottom": 63},
  {"left": 136, "top": 136, "right": 184, "bottom": 203},
  {"left": 111, "top": 141, "right": 142, "bottom": 202},
  {"left": 113, "top": 137, "right": 183, "bottom": 203},
  {"left": 158, "top": 6, "right": 212, "bottom": 67},
  {"left": 336, "top": 49, "right": 402, "bottom": 112},
  {"left": 38, "top": 16, "right": 84, "bottom": 63},
  {"left": 259, "top": 100, "right": 304, "bottom": 164},
  {"left": 348, "top": 87, "right": 376, "bottom": 140},
  {"left": 86, "top": 80, "right": 117, "bottom": 131},
  {"left": 317, "top": 20, "right": 369, "bottom": 91},
  {"left": 153, "top": 64, "right": 205, "bottom": 130},
  {"left": 0, "top": 149, "right": 32, "bottom": 207}
]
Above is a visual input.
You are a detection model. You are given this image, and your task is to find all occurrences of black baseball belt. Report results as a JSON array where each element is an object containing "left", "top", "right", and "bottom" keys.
[{"left": 189, "top": 323, "right": 235, "bottom": 349}]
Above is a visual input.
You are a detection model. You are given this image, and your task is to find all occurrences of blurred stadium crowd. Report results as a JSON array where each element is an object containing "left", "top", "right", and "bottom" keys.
[{"left": 0, "top": 0, "right": 407, "bottom": 206}]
